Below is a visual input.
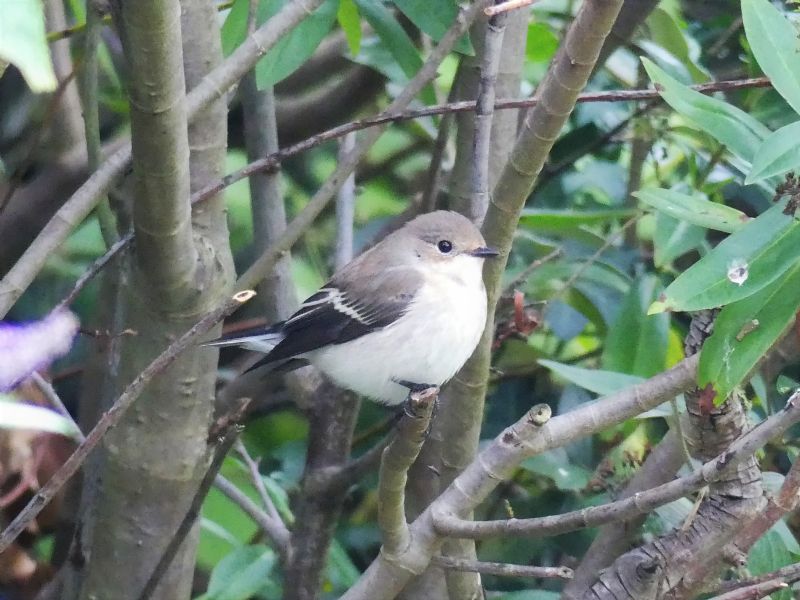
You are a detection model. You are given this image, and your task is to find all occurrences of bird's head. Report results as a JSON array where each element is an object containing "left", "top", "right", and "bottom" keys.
[{"left": 398, "top": 211, "right": 499, "bottom": 281}]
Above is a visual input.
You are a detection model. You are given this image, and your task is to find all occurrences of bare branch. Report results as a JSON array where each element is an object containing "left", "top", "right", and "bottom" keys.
[
  {"left": 138, "top": 412, "right": 248, "bottom": 600},
  {"left": 433, "top": 391, "right": 800, "bottom": 539},
  {"left": 235, "top": 0, "right": 493, "bottom": 292},
  {"left": 431, "top": 555, "right": 573, "bottom": 580},
  {"left": 234, "top": 439, "right": 287, "bottom": 529},
  {"left": 214, "top": 474, "right": 292, "bottom": 559},
  {"left": 335, "top": 133, "right": 357, "bottom": 270},
  {"left": 469, "top": 5, "right": 509, "bottom": 223},
  {"left": 378, "top": 387, "right": 438, "bottom": 555},
  {"left": 342, "top": 355, "right": 698, "bottom": 600},
  {"left": 0, "top": 291, "right": 255, "bottom": 553},
  {"left": 707, "top": 580, "right": 789, "bottom": 600},
  {"left": 0, "top": 0, "right": 327, "bottom": 319}
]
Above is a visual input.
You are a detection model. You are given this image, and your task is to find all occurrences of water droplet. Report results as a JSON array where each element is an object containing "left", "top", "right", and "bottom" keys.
[{"left": 727, "top": 259, "right": 749, "bottom": 286}]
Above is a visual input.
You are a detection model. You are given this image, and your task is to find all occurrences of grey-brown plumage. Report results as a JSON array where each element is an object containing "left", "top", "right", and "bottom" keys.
[{"left": 206, "top": 211, "right": 497, "bottom": 403}]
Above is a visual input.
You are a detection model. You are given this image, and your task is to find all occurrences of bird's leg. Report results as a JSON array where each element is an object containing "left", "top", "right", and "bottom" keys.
[{"left": 394, "top": 380, "right": 440, "bottom": 435}]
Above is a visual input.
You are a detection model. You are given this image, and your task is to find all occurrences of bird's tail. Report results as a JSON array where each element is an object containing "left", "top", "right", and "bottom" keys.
[{"left": 202, "top": 322, "right": 285, "bottom": 354}]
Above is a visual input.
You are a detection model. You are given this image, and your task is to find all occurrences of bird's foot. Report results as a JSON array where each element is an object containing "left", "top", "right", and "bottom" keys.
[{"left": 394, "top": 380, "right": 440, "bottom": 424}]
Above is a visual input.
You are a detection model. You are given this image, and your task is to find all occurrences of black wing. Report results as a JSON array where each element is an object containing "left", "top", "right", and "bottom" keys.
[{"left": 254, "top": 279, "right": 416, "bottom": 368}]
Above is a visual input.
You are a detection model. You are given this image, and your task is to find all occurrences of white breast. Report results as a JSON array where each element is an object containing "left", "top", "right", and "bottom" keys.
[{"left": 309, "top": 256, "right": 488, "bottom": 405}]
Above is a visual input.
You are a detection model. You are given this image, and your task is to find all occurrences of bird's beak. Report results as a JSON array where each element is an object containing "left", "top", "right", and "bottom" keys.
[{"left": 469, "top": 246, "right": 500, "bottom": 258}]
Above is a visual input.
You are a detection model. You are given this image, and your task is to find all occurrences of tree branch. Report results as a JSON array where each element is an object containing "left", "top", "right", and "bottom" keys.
[
  {"left": 431, "top": 556, "right": 573, "bottom": 580},
  {"left": 433, "top": 392, "right": 800, "bottom": 539},
  {"left": 0, "top": 0, "right": 327, "bottom": 318},
  {"left": 378, "top": 387, "right": 438, "bottom": 555},
  {"left": 341, "top": 356, "right": 698, "bottom": 600},
  {"left": 235, "top": 0, "right": 493, "bottom": 291}
]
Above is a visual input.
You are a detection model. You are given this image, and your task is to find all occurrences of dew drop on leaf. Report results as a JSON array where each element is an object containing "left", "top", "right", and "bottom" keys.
[{"left": 727, "top": 259, "right": 749, "bottom": 286}]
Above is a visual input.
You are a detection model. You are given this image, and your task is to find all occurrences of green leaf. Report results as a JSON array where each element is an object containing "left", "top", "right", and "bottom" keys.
[
  {"left": 652, "top": 212, "right": 706, "bottom": 268},
  {"left": 393, "top": 0, "right": 472, "bottom": 54},
  {"left": 0, "top": 0, "right": 56, "bottom": 92},
  {"left": 521, "top": 448, "right": 592, "bottom": 491},
  {"left": 526, "top": 21, "right": 559, "bottom": 63},
  {"left": 538, "top": 360, "right": 644, "bottom": 396},
  {"left": 645, "top": 8, "right": 707, "bottom": 83},
  {"left": 337, "top": 0, "right": 362, "bottom": 55},
  {"left": 649, "top": 200, "right": 800, "bottom": 314},
  {"left": 748, "top": 530, "right": 795, "bottom": 600},
  {"left": 205, "top": 545, "right": 278, "bottom": 600},
  {"left": 0, "top": 397, "right": 82, "bottom": 439},
  {"left": 354, "top": 0, "right": 422, "bottom": 78},
  {"left": 602, "top": 276, "right": 669, "bottom": 378},
  {"left": 643, "top": 58, "right": 771, "bottom": 164},
  {"left": 699, "top": 261, "right": 800, "bottom": 403},
  {"left": 222, "top": 0, "right": 339, "bottom": 88},
  {"left": 746, "top": 121, "right": 800, "bottom": 184},
  {"left": 325, "top": 540, "right": 361, "bottom": 590},
  {"left": 518, "top": 208, "right": 637, "bottom": 231},
  {"left": 635, "top": 188, "right": 750, "bottom": 233},
  {"left": 742, "top": 0, "right": 800, "bottom": 116}
]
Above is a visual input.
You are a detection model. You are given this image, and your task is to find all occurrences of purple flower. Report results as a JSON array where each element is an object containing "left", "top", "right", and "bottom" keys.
[{"left": 0, "top": 310, "right": 80, "bottom": 391}]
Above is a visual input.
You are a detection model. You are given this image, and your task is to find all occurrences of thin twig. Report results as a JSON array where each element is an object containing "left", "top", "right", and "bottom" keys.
[
  {"left": 234, "top": 438, "right": 285, "bottom": 527},
  {"left": 484, "top": 0, "right": 536, "bottom": 16},
  {"left": 551, "top": 215, "right": 641, "bottom": 302},
  {"left": 0, "top": 291, "right": 256, "bottom": 553},
  {"left": 710, "top": 562, "right": 800, "bottom": 596},
  {"left": 706, "top": 580, "right": 789, "bottom": 600},
  {"left": 432, "top": 555, "right": 573, "bottom": 580},
  {"left": 29, "top": 372, "right": 85, "bottom": 442},
  {"left": 55, "top": 234, "right": 131, "bottom": 310},
  {"left": 432, "top": 391, "right": 800, "bottom": 540},
  {"left": 80, "top": 0, "right": 117, "bottom": 247},
  {"left": 137, "top": 409, "right": 248, "bottom": 600},
  {"left": 335, "top": 132, "right": 357, "bottom": 270},
  {"left": 470, "top": 4, "right": 508, "bottom": 223},
  {"left": 235, "top": 0, "right": 493, "bottom": 291},
  {"left": 502, "top": 248, "right": 562, "bottom": 296},
  {"left": 214, "top": 473, "right": 292, "bottom": 558},
  {"left": 0, "top": 0, "right": 327, "bottom": 319},
  {"left": 378, "top": 387, "right": 438, "bottom": 555},
  {"left": 192, "top": 77, "right": 772, "bottom": 210}
]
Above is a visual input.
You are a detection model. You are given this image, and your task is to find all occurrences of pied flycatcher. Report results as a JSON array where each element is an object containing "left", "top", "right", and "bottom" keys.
[{"left": 206, "top": 211, "right": 498, "bottom": 405}]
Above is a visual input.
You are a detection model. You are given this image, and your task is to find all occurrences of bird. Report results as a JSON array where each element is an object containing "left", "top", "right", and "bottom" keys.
[{"left": 206, "top": 211, "right": 498, "bottom": 405}]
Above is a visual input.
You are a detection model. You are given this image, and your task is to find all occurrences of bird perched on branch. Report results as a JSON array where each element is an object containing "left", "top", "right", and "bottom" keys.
[{"left": 206, "top": 211, "right": 498, "bottom": 405}]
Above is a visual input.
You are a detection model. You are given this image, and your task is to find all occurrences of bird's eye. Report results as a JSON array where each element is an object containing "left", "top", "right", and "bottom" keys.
[{"left": 437, "top": 240, "right": 453, "bottom": 253}]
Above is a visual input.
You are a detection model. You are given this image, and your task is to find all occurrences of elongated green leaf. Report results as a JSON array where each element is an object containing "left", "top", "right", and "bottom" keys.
[
  {"left": 652, "top": 212, "right": 706, "bottom": 268},
  {"left": 0, "top": 397, "right": 82, "bottom": 439},
  {"left": 746, "top": 121, "right": 800, "bottom": 184},
  {"left": 538, "top": 360, "right": 643, "bottom": 396},
  {"left": 649, "top": 200, "right": 800, "bottom": 313},
  {"left": 699, "top": 262, "right": 800, "bottom": 403},
  {"left": 337, "top": 0, "right": 362, "bottom": 55},
  {"left": 521, "top": 448, "right": 592, "bottom": 491},
  {"left": 747, "top": 530, "right": 795, "bottom": 600},
  {"left": 0, "top": 0, "right": 56, "bottom": 92},
  {"left": 643, "top": 58, "right": 771, "bottom": 164},
  {"left": 602, "top": 276, "right": 669, "bottom": 378},
  {"left": 393, "top": 0, "right": 472, "bottom": 54},
  {"left": 645, "top": 8, "right": 708, "bottom": 83},
  {"left": 635, "top": 188, "right": 750, "bottom": 233},
  {"left": 354, "top": 0, "right": 422, "bottom": 78},
  {"left": 206, "top": 545, "right": 278, "bottom": 600},
  {"left": 222, "top": 0, "right": 339, "bottom": 89},
  {"left": 518, "top": 208, "right": 637, "bottom": 231},
  {"left": 742, "top": 0, "right": 800, "bottom": 116}
]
